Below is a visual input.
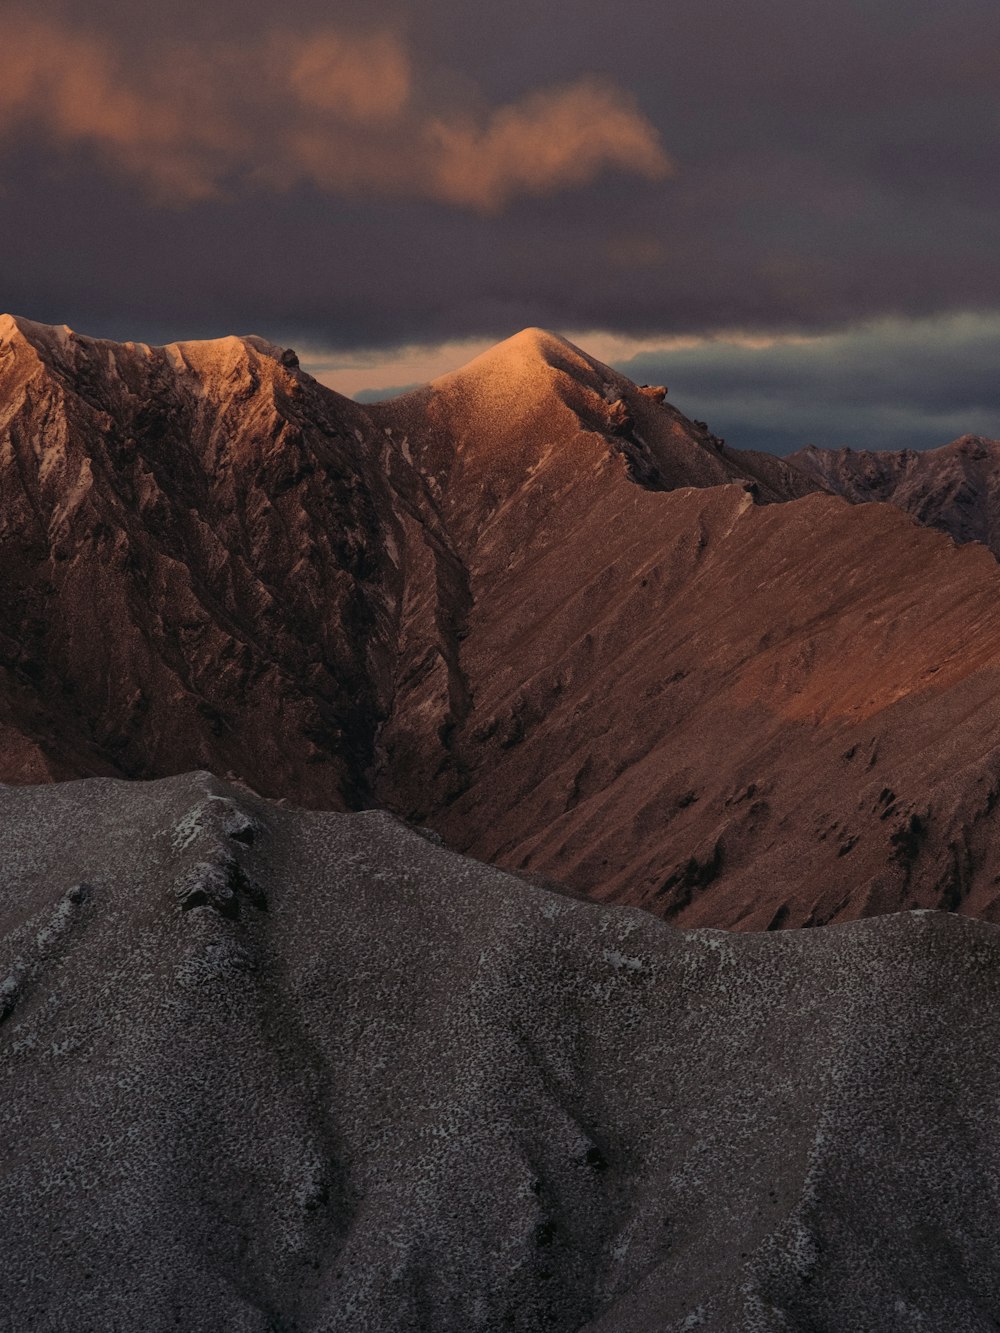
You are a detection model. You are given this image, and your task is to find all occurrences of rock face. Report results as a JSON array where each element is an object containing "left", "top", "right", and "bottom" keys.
[
  {"left": 0, "top": 314, "right": 400, "bottom": 807},
  {"left": 6, "top": 316, "right": 1000, "bottom": 928},
  {"left": 789, "top": 435, "right": 1000, "bottom": 558},
  {"left": 3, "top": 772, "right": 1000, "bottom": 1332}
]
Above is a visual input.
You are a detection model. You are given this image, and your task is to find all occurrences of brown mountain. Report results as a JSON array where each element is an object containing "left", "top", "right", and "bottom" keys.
[
  {"left": 4, "top": 772, "right": 1000, "bottom": 1332},
  {"left": 789, "top": 434, "right": 1000, "bottom": 558},
  {"left": 5, "top": 316, "right": 1000, "bottom": 928}
]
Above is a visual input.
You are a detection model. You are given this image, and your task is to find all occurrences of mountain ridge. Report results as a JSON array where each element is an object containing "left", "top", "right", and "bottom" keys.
[{"left": 789, "top": 432, "right": 1000, "bottom": 558}]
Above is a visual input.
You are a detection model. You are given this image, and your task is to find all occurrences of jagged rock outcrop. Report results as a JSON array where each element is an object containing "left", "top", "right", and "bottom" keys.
[{"left": 3, "top": 772, "right": 1000, "bottom": 1332}]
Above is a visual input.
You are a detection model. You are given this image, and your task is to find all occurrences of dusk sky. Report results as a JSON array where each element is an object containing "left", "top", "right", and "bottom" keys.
[{"left": 3, "top": 0, "right": 1000, "bottom": 451}]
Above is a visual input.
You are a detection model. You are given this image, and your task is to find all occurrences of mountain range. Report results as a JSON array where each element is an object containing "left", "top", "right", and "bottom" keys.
[{"left": 4, "top": 315, "right": 1000, "bottom": 928}]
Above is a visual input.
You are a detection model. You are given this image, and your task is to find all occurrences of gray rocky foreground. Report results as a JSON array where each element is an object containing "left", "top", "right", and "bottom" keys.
[{"left": 2, "top": 772, "right": 999, "bottom": 1331}]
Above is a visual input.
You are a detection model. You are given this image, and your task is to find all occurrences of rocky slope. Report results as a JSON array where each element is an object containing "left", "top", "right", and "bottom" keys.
[
  {"left": 4, "top": 772, "right": 1000, "bottom": 1332},
  {"left": 789, "top": 435, "right": 1000, "bottom": 558},
  {"left": 409, "top": 481, "right": 1000, "bottom": 929},
  {"left": 6, "top": 316, "right": 1000, "bottom": 928}
]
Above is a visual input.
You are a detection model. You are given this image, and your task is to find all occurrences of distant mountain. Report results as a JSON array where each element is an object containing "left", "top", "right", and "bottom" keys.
[
  {"left": 4, "top": 772, "right": 1000, "bottom": 1331},
  {"left": 5, "top": 316, "right": 1000, "bottom": 928},
  {"left": 789, "top": 435, "right": 1000, "bottom": 557},
  {"left": 353, "top": 381, "right": 422, "bottom": 402}
]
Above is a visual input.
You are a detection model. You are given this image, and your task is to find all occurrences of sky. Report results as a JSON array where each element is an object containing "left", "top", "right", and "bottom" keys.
[{"left": 2, "top": 0, "right": 999, "bottom": 452}]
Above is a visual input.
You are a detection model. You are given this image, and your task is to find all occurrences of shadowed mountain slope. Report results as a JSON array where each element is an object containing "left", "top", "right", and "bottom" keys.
[
  {"left": 4, "top": 773, "right": 1000, "bottom": 1332},
  {"left": 5, "top": 317, "right": 1000, "bottom": 927},
  {"left": 401, "top": 481, "right": 1000, "bottom": 929},
  {"left": 789, "top": 434, "right": 1000, "bottom": 558}
]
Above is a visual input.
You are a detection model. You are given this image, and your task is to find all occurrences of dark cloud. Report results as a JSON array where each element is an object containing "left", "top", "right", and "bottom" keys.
[
  {"left": 354, "top": 384, "right": 421, "bottom": 403},
  {"left": 613, "top": 315, "right": 1000, "bottom": 454},
  {"left": 1, "top": 0, "right": 999, "bottom": 451}
]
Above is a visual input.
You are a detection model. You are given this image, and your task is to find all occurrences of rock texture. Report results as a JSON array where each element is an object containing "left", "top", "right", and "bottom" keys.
[
  {"left": 4, "top": 772, "right": 1000, "bottom": 1332},
  {"left": 6, "top": 316, "right": 1000, "bottom": 928},
  {"left": 789, "top": 435, "right": 1000, "bottom": 558},
  {"left": 0, "top": 318, "right": 800, "bottom": 807}
]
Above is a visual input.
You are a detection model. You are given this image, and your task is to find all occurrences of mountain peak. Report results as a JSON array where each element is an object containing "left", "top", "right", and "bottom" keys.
[
  {"left": 944, "top": 433, "right": 1000, "bottom": 456},
  {"left": 427, "top": 326, "right": 621, "bottom": 407},
  {"left": 3, "top": 307, "right": 1000, "bottom": 941},
  {"left": 496, "top": 325, "right": 580, "bottom": 357},
  {"left": 161, "top": 333, "right": 301, "bottom": 380}
]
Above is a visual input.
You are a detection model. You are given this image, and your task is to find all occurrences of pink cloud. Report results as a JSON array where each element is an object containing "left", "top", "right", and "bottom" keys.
[{"left": 428, "top": 80, "right": 674, "bottom": 211}]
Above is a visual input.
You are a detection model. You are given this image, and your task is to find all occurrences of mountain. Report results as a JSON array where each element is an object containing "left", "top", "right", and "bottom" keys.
[
  {"left": 5, "top": 316, "right": 1000, "bottom": 927},
  {"left": 4, "top": 772, "right": 1000, "bottom": 1332},
  {"left": 0, "top": 317, "right": 800, "bottom": 801},
  {"left": 789, "top": 435, "right": 1000, "bottom": 558}
]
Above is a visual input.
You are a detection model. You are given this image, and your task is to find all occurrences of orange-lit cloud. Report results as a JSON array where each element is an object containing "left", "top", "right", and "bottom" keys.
[
  {"left": 286, "top": 31, "right": 411, "bottom": 122},
  {"left": 428, "top": 81, "right": 673, "bottom": 211},
  {"left": 0, "top": 17, "right": 228, "bottom": 198},
  {"left": 0, "top": 13, "right": 671, "bottom": 209}
]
